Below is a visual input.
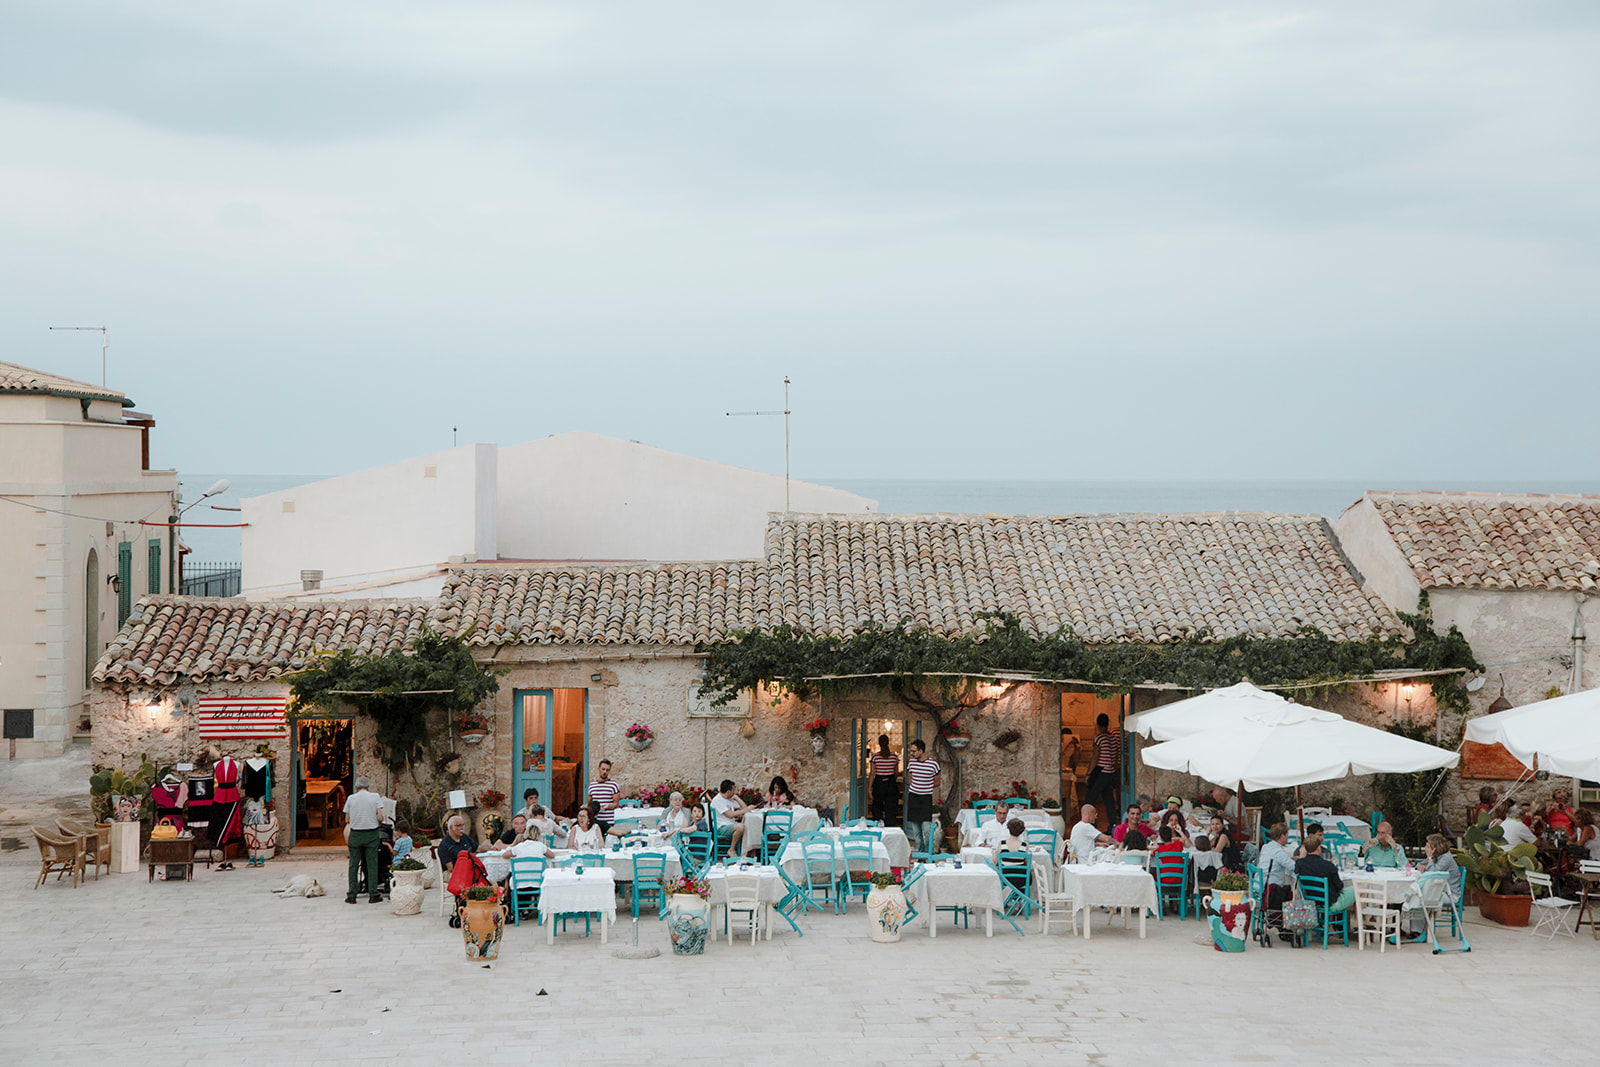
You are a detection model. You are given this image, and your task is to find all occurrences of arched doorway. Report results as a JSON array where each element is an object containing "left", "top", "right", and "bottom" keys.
[{"left": 84, "top": 548, "right": 99, "bottom": 689}]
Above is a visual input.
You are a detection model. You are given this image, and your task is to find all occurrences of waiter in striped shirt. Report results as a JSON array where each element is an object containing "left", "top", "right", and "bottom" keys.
[
  {"left": 586, "top": 759, "right": 621, "bottom": 836},
  {"left": 868, "top": 735, "right": 901, "bottom": 824},
  {"left": 1084, "top": 712, "right": 1121, "bottom": 830},
  {"left": 904, "top": 739, "right": 940, "bottom": 855}
]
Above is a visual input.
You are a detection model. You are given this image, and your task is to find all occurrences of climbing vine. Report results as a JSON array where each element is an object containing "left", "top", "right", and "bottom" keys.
[{"left": 289, "top": 628, "right": 504, "bottom": 772}]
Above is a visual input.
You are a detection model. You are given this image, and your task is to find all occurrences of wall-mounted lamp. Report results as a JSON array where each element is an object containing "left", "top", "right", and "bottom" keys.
[
  {"left": 590, "top": 673, "right": 603, "bottom": 683},
  {"left": 108, "top": 573, "right": 121, "bottom": 594}
]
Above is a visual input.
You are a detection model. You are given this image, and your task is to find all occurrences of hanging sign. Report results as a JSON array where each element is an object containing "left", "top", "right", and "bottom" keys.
[{"left": 197, "top": 695, "right": 289, "bottom": 739}]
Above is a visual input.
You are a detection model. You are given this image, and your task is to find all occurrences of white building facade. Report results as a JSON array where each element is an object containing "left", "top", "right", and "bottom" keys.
[
  {"left": 240, "top": 431, "right": 876, "bottom": 599},
  {"left": 0, "top": 362, "right": 178, "bottom": 758}
]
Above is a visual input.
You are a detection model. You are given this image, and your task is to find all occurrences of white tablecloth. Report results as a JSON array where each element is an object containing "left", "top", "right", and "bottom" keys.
[
  {"left": 956, "top": 808, "right": 1051, "bottom": 844},
  {"left": 738, "top": 806, "right": 822, "bottom": 855},
  {"left": 821, "top": 826, "right": 912, "bottom": 867},
  {"left": 1291, "top": 814, "right": 1371, "bottom": 841},
  {"left": 779, "top": 839, "right": 890, "bottom": 882},
  {"left": 1344, "top": 867, "right": 1418, "bottom": 905},
  {"left": 607, "top": 807, "right": 667, "bottom": 827},
  {"left": 1060, "top": 863, "right": 1158, "bottom": 934},
  {"left": 702, "top": 863, "right": 788, "bottom": 941},
  {"left": 549, "top": 847, "right": 681, "bottom": 883},
  {"left": 539, "top": 868, "right": 617, "bottom": 941},
  {"left": 959, "top": 847, "right": 1053, "bottom": 890},
  {"left": 1189, "top": 849, "right": 1225, "bottom": 874},
  {"left": 910, "top": 863, "right": 1004, "bottom": 936}
]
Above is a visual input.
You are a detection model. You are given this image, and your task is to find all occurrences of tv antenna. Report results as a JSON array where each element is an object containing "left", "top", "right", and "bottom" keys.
[
  {"left": 727, "top": 376, "right": 792, "bottom": 514},
  {"left": 49, "top": 326, "right": 109, "bottom": 386}
]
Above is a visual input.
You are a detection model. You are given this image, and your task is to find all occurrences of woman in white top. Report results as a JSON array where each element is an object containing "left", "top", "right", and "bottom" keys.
[
  {"left": 566, "top": 806, "right": 604, "bottom": 851},
  {"left": 658, "top": 791, "right": 694, "bottom": 837}
]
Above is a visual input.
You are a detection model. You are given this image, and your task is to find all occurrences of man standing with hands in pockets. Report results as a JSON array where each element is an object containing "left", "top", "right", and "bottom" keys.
[{"left": 342, "top": 777, "right": 384, "bottom": 904}]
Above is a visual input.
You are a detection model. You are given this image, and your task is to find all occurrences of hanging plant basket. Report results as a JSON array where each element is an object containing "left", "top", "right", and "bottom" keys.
[
  {"left": 628, "top": 738, "right": 652, "bottom": 752},
  {"left": 460, "top": 729, "right": 487, "bottom": 744},
  {"left": 946, "top": 736, "right": 971, "bottom": 750},
  {"left": 810, "top": 734, "right": 827, "bottom": 755}
]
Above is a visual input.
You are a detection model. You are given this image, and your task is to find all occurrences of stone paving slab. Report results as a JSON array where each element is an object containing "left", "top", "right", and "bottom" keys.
[{"left": 0, "top": 844, "right": 1593, "bottom": 1066}]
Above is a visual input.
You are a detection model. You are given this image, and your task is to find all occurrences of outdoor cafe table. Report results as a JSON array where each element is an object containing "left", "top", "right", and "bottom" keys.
[
  {"left": 607, "top": 807, "right": 667, "bottom": 829},
  {"left": 1059, "top": 863, "right": 1159, "bottom": 940},
  {"left": 702, "top": 862, "right": 786, "bottom": 941},
  {"left": 908, "top": 861, "right": 1003, "bottom": 937},
  {"left": 1573, "top": 868, "right": 1600, "bottom": 940},
  {"left": 539, "top": 867, "right": 617, "bottom": 944},
  {"left": 1341, "top": 865, "right": 1418, "bottom": 905},
  {"left": 956, "top": 807, "right": 1051, "bottom": 845},
  {"left": 960, "top": 846, "right": 1054, "bottom": 890},
  {"left": 822, "top": 825, "right": 912, "bottom": 867},
  {"left": 549, "top": 846, "right": 682, "bottom": 884},
  {"left": 739, "top": 806, "right": 822, "bottom": 856},
  {"left": 778, "top": 838, "right": 891, "bottom": 883}
]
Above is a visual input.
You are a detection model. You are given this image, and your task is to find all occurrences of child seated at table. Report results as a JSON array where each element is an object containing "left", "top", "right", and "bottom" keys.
[{"left": 1153, "top": 825, "right": 1184, "bottom": 855}]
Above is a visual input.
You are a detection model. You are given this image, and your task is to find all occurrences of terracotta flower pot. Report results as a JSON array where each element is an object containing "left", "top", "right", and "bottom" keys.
[
  {"left": 459, "top": 894, "right": 508, "bottom": 959},
  {"left": 459, "top": 728, "right": 487, "bottom": 744},
  {"left": 1478, "top": 890, "right": 1532, "bottom": 927}
]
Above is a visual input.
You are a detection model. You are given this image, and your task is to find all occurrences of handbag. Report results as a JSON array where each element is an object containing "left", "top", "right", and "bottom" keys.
[
  {"left": 1281, "top": 876, "right": 1319, "bottom": 933},
  {"left": 150, "top": 817, "right": 180, "bottom": 841}
]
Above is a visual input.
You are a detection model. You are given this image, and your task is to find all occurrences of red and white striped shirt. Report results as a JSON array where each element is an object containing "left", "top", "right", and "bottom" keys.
[
  {"left": 870, "top": 752, "right": 900, "bottom": 778},
  {"left": 906, "top": 757, "right": 940, "bottom": 796},
  {"left": 1092, "top": 731, "right": 1120, "bottom": 772},
  {"left": 587, "top": 779, "right": 620, "bottom": 820}
]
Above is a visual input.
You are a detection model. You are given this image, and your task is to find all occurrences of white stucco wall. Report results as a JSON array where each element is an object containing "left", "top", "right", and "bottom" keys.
[
  {"left": 1, "top": 391, "right": 178, "bottom": 757},
  {"left": 1332, "top": 497, "right": 1424, "bottom": 613},
  {"left": 241, "top": 443, "right": 496, "bottom": 596},
  {"left": 496, "top": 431, "right": 877, "bottom": 561}
]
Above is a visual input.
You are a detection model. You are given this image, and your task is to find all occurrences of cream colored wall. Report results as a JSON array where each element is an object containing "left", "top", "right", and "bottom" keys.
[{"left": 2, "top": 391, "right": 176, "bottom": 757}]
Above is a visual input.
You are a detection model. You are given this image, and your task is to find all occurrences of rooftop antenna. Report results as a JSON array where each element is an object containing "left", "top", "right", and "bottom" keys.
[
  {"left": 49, "top": 326, "right": 109, "bottom": 386},
  {"left": 453, "top": 426, "right": 458, "bottom": 447},
  {"left": 727, "top": 375, "right": 791, "bottom": 513}
]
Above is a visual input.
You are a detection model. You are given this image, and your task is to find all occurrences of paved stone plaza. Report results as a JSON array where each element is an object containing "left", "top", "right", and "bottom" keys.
[{"left": 1, "top": 836, "right": 1593, "bottom": 1067}]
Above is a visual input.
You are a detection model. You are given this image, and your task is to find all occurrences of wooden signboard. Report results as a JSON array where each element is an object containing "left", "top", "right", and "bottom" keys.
[{"left": 1460, "top": 740, "right": 1532, "bottom": 780}]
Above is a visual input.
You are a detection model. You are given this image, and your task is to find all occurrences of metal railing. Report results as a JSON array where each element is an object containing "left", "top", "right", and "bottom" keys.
[{"left": 181, "top": 562, "right": 241, "bottom": 597}]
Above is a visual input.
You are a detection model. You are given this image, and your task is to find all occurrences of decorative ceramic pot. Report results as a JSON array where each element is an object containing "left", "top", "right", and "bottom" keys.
[
  {"left": 946, "top": 737, "right": 970, "bottom": 750},
  {"left": 460, "top": 729, "right": 487, "bottom": 744},
  {"left": 628, "top": 738, "right": 651, "bottom": 752},
  {"left": 480, "top": 813, "right": 505, "bottom": 844},
  {"left": 459, "top": 894, "right": 508, "bottom": 960},
  {"left": 810, "top": 735, "right": 826, "bottom": 755},
  {"left": 1202, "top": 891, "right": 1251, "bottom": 952},
  {"left": 867, "top": 884, "right": 906, "bottom": 942},
  {"left": 391, "top": 868, "right": 427, "bottom": 916},
  {"left": 666, "top": 893, "right": 709, "bottom": 955}
]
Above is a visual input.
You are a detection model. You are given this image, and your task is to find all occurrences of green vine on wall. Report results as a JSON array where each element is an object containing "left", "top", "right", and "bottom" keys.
[
  {"left": 698, "top": 594, "right": 1481, "bottom": 714},
  {"left": 289, "top": 628, "right": 504, "bottom": 772}
]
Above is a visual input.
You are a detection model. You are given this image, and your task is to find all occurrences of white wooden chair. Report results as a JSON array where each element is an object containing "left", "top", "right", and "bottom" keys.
[
  {"left": 436, "top": 846, "right": 452, "bottom": 917},
  {"left": 1352, "top": 878, "right": 1399, "bottom": 952},
  {"left": 723, "top": 872, "right": 763, "bottom": 945},
  {"left": 1527, "top": 870, "right": 1578, "bottom": 939},
  {"left": 1039, "top": 882, "right": 1077, "bottom": 936}
]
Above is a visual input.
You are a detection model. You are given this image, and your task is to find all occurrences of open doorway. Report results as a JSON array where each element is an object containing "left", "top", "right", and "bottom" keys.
[
  {"left": 513, "top": 688, "right": 588, "bottom": 819},
  {"left": 295, "top": 717, "right": 353, "bottom": 846},
  {"left": 847, "top": 715, "right": 926, "bottom": 825},
  {"left": 1061, "top": 692, "right": 1124, "bottom": 828}
]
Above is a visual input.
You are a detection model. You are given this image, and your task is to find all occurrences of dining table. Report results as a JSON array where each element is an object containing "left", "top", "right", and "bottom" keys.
[
  {"left": 955, "top": 807, "right": 1052, "bottom": 846},
  {"left": 539, "top": 867, "right": 617, "bottom": 943},
  {"left": 1341, "top": 864, "right": 1418, "bottom": 905},
  {"left": 821, "top": 825, "right": 912, "bottom": 867},
  {"left": 702, "top": 862, "right": 787, "bottom": 941},
  {"left": 547, "top": 845, "right": 682, "bottom": 884},
  {"left": 739, "top": 806, "right": 822, "bottom": 856},
  {"left": 778, "top": 838, "right": 891, "bottom": 883},
  {"left": 1059, "top": 862, "right": 1159, "bottom": 939},
  {"left": 1572, "top": 867, "right": 1600, "bottom": 940},
  {"left": 908, "top": 861, "right": 1003, "bottom": 937}
]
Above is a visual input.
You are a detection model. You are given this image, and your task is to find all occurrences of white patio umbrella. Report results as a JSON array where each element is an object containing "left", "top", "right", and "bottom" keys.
[
  {"left": 1123, "top": 681, "right": 1305, "bottom": 741},
  {"left": 1140, "top": 704, "right": 1461, "bottom": 835},
  {"left": 1463, "top": 686, "right": 1600, "bottom": 781}
]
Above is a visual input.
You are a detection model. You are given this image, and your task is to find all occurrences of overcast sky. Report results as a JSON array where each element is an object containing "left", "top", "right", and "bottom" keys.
[{"left": 3, "top": 2, "right": 1596, "bottom": 482}]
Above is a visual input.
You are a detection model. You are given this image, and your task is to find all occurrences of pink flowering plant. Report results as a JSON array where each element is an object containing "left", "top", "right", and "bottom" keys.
[{"left": 625, "top": 722, "right": 653, "bottom": 743}]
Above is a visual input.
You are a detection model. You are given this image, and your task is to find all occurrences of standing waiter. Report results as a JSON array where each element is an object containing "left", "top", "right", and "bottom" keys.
[
  {"left": 868, "top": 735, "right": 901, "bottom": 824},
  {"left": 1084, "top": 713, "right": 1121, "bottom": 830},
  {"left": 904, "top": 739, "right": 941, "bottom": 855}
]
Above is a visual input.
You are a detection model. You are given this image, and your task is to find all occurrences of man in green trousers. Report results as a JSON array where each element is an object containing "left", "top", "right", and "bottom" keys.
[{"left": 343, "top": 777, "right": 385, "bottom": 904}]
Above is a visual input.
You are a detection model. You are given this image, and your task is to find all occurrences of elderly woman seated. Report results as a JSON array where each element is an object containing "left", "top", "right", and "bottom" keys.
[{"left": 1399, "top": 833, "right": 1461, "bottom": 940}]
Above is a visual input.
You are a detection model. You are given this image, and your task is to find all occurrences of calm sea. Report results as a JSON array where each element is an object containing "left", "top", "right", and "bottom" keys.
[{"left": 180, "top": 474, "right": 1600, "bottom": 566}]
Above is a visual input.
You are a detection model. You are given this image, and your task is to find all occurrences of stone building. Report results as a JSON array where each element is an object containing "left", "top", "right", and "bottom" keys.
[
  {"left": 1336, "top": 490, "right": 1600, "bottom": 815},
  {"left": 1, "top": 361, "right": 178, "bottom": 758},
  {"left": 93, "top": 511, "right": 1441, "bottom": 844}
]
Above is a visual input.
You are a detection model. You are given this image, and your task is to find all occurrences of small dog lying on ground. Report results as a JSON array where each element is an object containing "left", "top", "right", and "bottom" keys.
[{"left": 271, "top": 875, "right": 326, "bottom": 897}]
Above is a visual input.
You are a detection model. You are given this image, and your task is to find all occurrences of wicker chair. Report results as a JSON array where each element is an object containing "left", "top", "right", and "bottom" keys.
[
  {"left": 58, "top": 818, "right": 110, "bottom": 880},
  {"left": 33, "top": 828, "right": 83, "bottom": 889}
]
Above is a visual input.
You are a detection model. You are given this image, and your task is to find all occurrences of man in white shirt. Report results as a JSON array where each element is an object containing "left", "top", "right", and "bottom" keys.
[
  {"left": 710, "top": 779, "right": 751, "bottom": 858},
  {"left": 975, "top": 802, "right": 1014, "bottom": 848},
  {"left": 1499, "top": 806, "right": 1538, "bottom": 849},
  {"left": 1069, "top": 803, "right": 1113, "bottom": 862},
  {"left": 341, "top": 777, "right": 385, "bottom": 905}
]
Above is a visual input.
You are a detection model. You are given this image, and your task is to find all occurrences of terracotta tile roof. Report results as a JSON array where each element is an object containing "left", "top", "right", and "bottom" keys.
[
  {"left": 92, "top": 596, "right": 440, "bottom": 685},
  {"left": 0, "top": 360, "right": 130, "bottom": 404},
  {"left": 1366, "top": 491, "right": 1600, "bottom": 591},
  {"left": 764, "top": 513, "right": 1398, "bottom": 643},
  {"left": 437, "top": 562, "right": 768, "bottom": 646}
]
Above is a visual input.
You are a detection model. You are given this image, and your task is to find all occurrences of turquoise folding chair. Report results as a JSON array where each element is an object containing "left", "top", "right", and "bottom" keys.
[
  {"left": 1152, "top": 852, "right": 1189, "bottom": 920},
  {"left": 972, "top": 800, "right": 998, "bottom": 821},
  {"left": 760, "top": 810, "right": 794, "bottom": 866},
  {"left": 1025, "top": 827, "right": 1060, "bottom": 865},
  {"left": 508, "top": 856, "right": 546, "bottom": 927},
  {"left": 1416, "top": 870, "right": 1470, "bottom": 954},
  {"left": 1246, "top": 862, "right": 1268, "bottom": 940},
  {"left": 995, "top": 850, "right": 1033, "bottom": 935},
  {"left": 801, "top": 839, "right": 841, "bottom": 915},
  {"left": 1369, "top": 810, "right": 1384, "bottom": 837},
  {"left": 1297, "top": 874, "right": 1349, "bottom": 948},
  {"left": 631, "top": 852, "right": 667, "bottom": 920},
  {"left": 564, "top": 852, "right": 607, "bottom": 869},
  {"left": 770, "top": 866, "right": 808, "bottom": 935},
  {"left": 901, "top": 864, "right": 926, "bottom": 925},
  {"left": 843, "top": 817, "right": 883, "bottom": 829},
  {"left": 1004, "top": 797, "right": 1032, "bottom": 809},
  {"left": 618, "top": 798, "right": 643, "bottom": 808},
  {"left": 836, "top": 833, "right": 877, "bottom": 909}
]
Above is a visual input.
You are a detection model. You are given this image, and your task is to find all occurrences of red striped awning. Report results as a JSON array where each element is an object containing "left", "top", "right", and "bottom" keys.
[{"left": 197, "top": 695, "right": 289, "bottom": 739}]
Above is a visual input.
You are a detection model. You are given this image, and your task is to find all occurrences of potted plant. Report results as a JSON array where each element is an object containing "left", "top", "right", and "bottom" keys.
[
  {"left": 867, "top": 869, "right": 907, "bottom": 942},
  {"left": 625, "top": 722, "right": 653, "bottom": 751},
  {"left": 458, "top": 884, "right": 508, "bottom": 959},
  {"left": 1454, "top": 813, "right": 1540, "bottom": 927},
  {"left": 940, "top": 719, "right": 971, "bottom": 750},
  {"left": 456, "top": 711, "right": 489, "bottom": 744},
  {"left": 804, "top": 717, "right": 830, "bottom": 754},
  {"left": 661, "top": 875, "right": 710, "bottom": 955},
  {"left": 1202, "top": 870, "right": 1252, "bottom": 952},
  {"left": 391, "top": 855, "right": 428, "bottom": 916}
]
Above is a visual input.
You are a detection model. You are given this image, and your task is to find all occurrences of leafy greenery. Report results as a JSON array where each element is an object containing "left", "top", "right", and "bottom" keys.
[
  {"left": 1453, "top": 811, "right": 1541, "bottom": 895},
  {"left": 289, "top": 628, "right": 503, "bottom": 772},
  {"left": 89, "top": 756, "right": 165, "bottom": 823},
  {"left": 1210, "top": 870, "right": 1249, "bottom": 892},
  {"left": 1373, "top": 719, "right": 1458, "bottom": 845}
]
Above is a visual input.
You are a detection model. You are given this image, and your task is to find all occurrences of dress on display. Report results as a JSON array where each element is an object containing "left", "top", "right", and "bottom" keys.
[
  {"left": 152, "top": 779, "right": 188, "bottom": 832},
  {"left": 186, "top": 774, "right": 215, "bottom": 848},
  {"left": 212, "top": 757, "right": 243, "bottom": 846}
]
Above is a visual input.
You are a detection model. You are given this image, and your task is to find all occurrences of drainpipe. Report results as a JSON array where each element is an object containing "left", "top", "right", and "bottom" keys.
[{"left": 1571, "top": 596, "right": 1586, "bottom": 694}]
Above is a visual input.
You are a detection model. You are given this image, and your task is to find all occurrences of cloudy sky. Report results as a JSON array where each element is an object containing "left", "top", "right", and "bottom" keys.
[{"left": 2, "top": 2, "right": 1596, "bottom": 482}]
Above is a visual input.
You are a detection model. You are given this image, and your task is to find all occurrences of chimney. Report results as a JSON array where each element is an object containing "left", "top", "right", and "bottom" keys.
[{"left": 300, "top": 569, "right": 323, "bottom": 592}]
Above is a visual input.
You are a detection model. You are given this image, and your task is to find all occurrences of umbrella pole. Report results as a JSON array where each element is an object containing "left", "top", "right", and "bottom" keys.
[{"left": 1296, "top": 785, "right": 1305, "bottom": 849}]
